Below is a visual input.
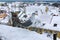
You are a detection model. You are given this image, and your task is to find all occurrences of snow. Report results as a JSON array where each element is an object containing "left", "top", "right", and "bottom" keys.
[
  {"left": 51, "top": 16, "right": 60, "bottom": 25},
  {"left": 18, "top": 4, "right": 60, "bottom": 32},
  {"left": 30, "top": 21, "right": 60, "bottom": 32},
  {"left": 30, "top": 16, "right": 60, "bottom": 32},
  {"left": 0, "top": 13, "right": 11, "bottom": 24},
  {"left": 9, "top": 3, "right": 60, "bottom": 33},
  {"left": 0, "top": 24, "right": 60, "bottom": 40},
  {"left": 0, "top": 6, "right": 11, "bottom": 24},
  {"left": 26, "top": 5, "right": 40, "bottom": 14},
  {"left": 39, "top": 14, "right": 52, "bottom": 24},
  {"left": 0, "top": 24, "right": 53, "bottom": 40},
  {"left": 0, "top": 2, "right": 60, "bottom": 40},
  {"left": 0, "top": 16, "right": 9, "bottom": 24},
  {"left": 57, "top": 38, "right": 60, "bottom": 40},
  {"left": 40, "top": 23, "right": 60, "bottom": 32}
]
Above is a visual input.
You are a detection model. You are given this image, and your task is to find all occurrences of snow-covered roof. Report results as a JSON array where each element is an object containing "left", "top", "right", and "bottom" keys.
[
  {"left": 51, "top": 16, "right": 60, "bottom": 25},
  {"left": 41, "top": 23, "right": 60, "bottom": 32}
]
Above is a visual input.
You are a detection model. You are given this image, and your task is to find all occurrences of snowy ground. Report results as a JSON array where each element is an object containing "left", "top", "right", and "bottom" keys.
[
  {"left": 0, "top": 24, "right": 60, "bottom": 40},
  {"left": 0, "top": 24, "right": 56, "bottom": 40}
]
